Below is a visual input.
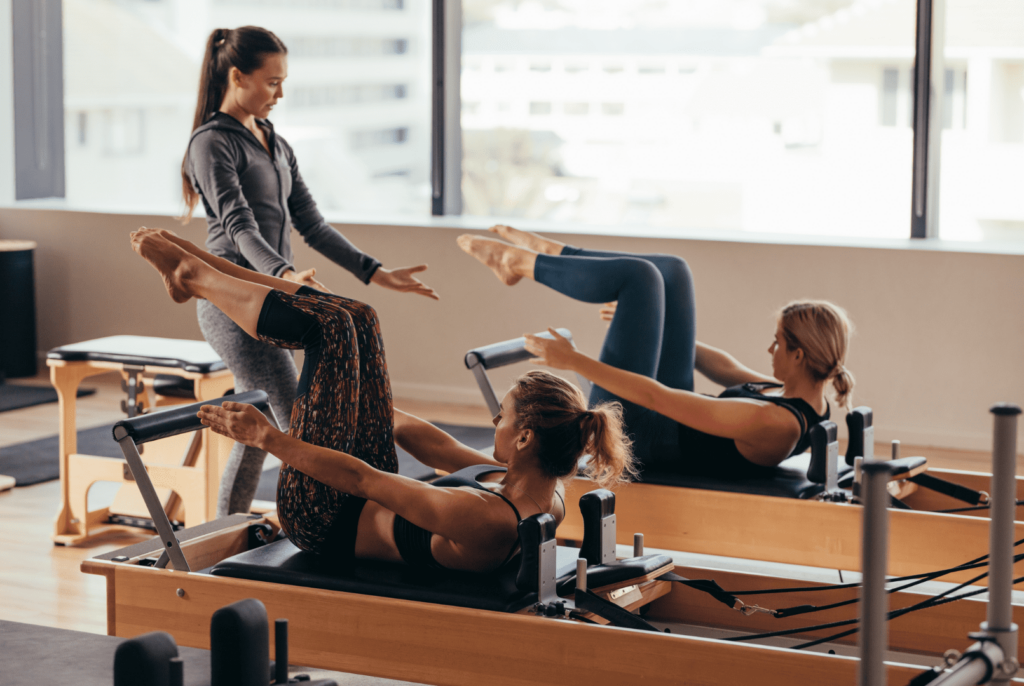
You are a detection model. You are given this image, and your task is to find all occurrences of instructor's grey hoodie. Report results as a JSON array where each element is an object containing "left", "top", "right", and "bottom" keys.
[{"left": 186, "top": 112, "right": 380, "bottom": 283}]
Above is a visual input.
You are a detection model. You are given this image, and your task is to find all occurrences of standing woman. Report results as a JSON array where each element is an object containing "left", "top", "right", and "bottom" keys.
[{"left": 182, "top": 26, "right": 438, "bottom": 516}]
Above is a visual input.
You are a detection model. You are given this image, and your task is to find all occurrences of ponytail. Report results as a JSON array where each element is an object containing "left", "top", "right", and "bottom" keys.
[
  {"left": 510, "top": 371, "right": 636, "bottom": 488},
  {"left": 181, "top": 26, "right": 287, "bottom": 222},
  {"left": 831, "top": 365, "right": 855, "bottom": 411},
  {"left": 578, "top": 405, "right": 636, "bottom": 489}
]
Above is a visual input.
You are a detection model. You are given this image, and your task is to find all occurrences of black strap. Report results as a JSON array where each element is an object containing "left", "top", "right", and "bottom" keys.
[
  {"left": 663, "top": 572, "right": 741, "bottom": 610},
  {"left": 573, "top": 589, "right": 661, "bottom": 632},
  {"left": 910, "top": 473, "right": 986, "bottom": 506}
]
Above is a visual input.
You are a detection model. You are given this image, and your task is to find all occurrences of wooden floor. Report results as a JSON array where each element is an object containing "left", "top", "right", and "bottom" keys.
[{"left": 0, "top": 370, "right": 995, "bottom": 640}]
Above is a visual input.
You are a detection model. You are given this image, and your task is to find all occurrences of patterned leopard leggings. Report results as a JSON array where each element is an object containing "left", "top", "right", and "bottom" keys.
[{"left": 254, "top": 286, "right": 397, "bottom": 559}]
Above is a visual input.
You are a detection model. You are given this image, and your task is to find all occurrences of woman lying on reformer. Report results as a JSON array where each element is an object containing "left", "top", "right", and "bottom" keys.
[
  {"left": 458, "top": 226, "right": 854, "bottom": 480},
  {"left": 130, "top": 228, "right": 635, "bottom": 572}
]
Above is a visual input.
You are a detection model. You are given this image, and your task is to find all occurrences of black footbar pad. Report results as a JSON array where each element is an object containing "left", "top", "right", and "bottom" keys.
[
  {"left": 211, "top": 539, "right": 582, "bottom": 613},
  {"left": 639, "top": 452, "right": 853, "bottom": 499}
]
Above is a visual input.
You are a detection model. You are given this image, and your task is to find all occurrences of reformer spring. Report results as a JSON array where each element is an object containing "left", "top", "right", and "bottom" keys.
[{"left": 710, "top": 543, "right": 1024, "bottom": 649}]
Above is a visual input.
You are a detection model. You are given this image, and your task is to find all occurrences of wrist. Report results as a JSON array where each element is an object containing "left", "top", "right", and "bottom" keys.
[{"left": 258, "top": 425, "right": 283, "bottom": 452}]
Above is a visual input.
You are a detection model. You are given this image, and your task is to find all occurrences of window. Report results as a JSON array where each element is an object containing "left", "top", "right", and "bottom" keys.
[
  {"left": 938, "top": 3, "right": 1024, "bottom": 241},
  {"left": 460, "top": 0, "right": 915, "bottom": 237},
  {"left": 59, "top": 0, "right": 430, "bottom": 214}
]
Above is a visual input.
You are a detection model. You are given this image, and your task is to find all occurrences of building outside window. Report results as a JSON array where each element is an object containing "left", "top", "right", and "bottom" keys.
[{"left": 61, "top": 0, "right": 431, "bottom": 215}]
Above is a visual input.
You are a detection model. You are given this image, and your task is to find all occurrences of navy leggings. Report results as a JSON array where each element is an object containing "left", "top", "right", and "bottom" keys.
[{"left": 534, "top": 245, "right": 696, "bottom": 462}]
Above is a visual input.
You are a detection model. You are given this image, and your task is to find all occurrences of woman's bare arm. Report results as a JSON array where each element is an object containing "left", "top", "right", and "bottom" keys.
[
  {"left": 695, "top": 341, "right": 777, "bottom": 387},
  {"left": 525, "top": 330, "right": 800, "bottom": 462},
  {"left": 198, "top": 402, "right": 510, "bottom": 551},
  {"left": 393, "top": 409, "right": 501, "bottom": 473}
]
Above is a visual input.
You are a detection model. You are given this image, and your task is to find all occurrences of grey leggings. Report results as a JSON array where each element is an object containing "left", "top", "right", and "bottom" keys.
[{"left": 197, "top": 299, "right": 298, "bottom": 516}]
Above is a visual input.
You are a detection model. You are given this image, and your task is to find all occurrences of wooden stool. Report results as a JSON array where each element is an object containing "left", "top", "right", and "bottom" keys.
[{"left": 47, "top": 336, "right": 235, "bottom": 545}]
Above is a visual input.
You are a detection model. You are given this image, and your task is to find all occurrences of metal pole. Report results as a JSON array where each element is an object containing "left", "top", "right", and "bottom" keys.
[
  {"left": 986, "top": 403, "right": 1021, "bottom": 680},
  {"left": 859, "top": 460, "right": 892, "bottom": 686}
]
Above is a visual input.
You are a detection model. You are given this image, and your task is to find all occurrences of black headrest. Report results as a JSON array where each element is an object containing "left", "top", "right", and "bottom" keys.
[
  {"left": 112, "top": 390, "right": 270, "bottom": 446},
  {"left": 579, "top": 489, "right": 615, "bottom": 565},
  {"left": 806, "top": 420, "right": 838, "bottom": 484},
  {"left": 514, "top": 513, "right": 557, "bottom": 592},
  {"left": 465, "top": 329, "right": 574, "bottom": 371},
  {"left": 845, "top": 406, "right": 873, "bottom": 465}
]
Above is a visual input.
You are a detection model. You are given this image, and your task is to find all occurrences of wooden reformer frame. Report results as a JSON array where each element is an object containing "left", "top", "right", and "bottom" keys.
[{"left": 81, "top": 393, "right": 1024, "bottom": 686}]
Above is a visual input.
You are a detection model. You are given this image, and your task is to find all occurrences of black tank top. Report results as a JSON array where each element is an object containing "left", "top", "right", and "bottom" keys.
[
  {"left": 391, "top": 465, "right": 531, "bottom": 571},
  {"left": 655, "top": 383, "right": 829, "bottom": 480}
]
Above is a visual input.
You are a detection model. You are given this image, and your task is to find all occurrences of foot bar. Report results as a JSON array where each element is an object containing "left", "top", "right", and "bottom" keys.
[{"left": 111, "top": 390, "right": 271, "bottom": 446}]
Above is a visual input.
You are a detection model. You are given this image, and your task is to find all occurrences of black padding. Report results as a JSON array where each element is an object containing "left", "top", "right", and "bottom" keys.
[
  {"left": 47, "top": 335, "right": 226, "bottom": 374},
  {"left": 210, "top": 538, "right": 580, "bottom": 613},
  {"left": 889, "top": 456, "right": 928, "bottom": 478},
  {"left": 556, "top": 554, "right": 673, "bottom": 595},
  {"left": 210, "top": 599, "right": 269, "bottom": 686},
  {"left": 640, "top": 453, "right": 853, "bottom": 499},
  {"left": 113, "top": 631, "right": 179, "bottom": 686},
  {"left": 579, "top": 489, "right": 615, "bottom": 565},
  {"left": 515, "top": 513, "right": 557, "bottom": 592},
  {"left": 845, "top": 406, "right": 873, "bottom": 466},
  {"left": 465, "top": 328, "right": 574, "bottom": 370},
  {"left": 112, "top": 391, "right": 270, "bottom": 446},
  {"left": 806, "top": 421, "right": 838, "bottom": 484},
  {"left": 152, "top": 375, "right": 196, "bottom": 399}
]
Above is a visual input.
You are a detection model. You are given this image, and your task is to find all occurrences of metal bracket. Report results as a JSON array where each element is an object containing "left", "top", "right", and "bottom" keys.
[
  {"left": 120, "top": 365, "right": 146, "bottom": 418},
  {"left": 537, "top": 538, "right": 558, "bottom": 605}
]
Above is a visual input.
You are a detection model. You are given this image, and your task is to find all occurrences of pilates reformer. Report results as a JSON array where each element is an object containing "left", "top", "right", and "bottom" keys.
[
  {"left": 465, "top": 331, "right": 1024, "bottom": 585},
  {"left": 47, "top": 335, "right": 235, "bottom": 545},
  {"left": 82, "top": 392, "right": 1024, "bottom": 685}
]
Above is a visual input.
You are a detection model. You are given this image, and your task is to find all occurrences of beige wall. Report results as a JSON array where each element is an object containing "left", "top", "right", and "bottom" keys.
[{"left": 2, "top": 206, "right": 1022, "bottom": 451}]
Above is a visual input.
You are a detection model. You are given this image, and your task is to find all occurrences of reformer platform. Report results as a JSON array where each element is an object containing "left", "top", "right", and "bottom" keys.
[
  {"left": 83, "top": 393, "right": 1024, "bottom": 686},
  {"left": 47, "top": 335, "right": 235, "bottom": 545},
  {"left": 467, "top": 332, "right": 1024, "bottom": 583}
]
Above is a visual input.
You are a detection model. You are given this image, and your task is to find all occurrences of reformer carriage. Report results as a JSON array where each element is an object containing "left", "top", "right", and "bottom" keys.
[
  {"left": 83, "top": 391, "right": 1024, "bottom": 685},
  {"left": 466, "top": 330, "right": 1024, "bottom": 585}
]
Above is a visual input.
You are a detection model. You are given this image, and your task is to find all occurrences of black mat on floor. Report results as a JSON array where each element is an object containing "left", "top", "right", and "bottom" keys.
[
  {"left": 254, "top": 422, "right": 495, "bottom": 501},
  {"left": 0, "top": 423, "right": 119, "bottom": 486},
  {"left": 0, "top": 382, "right": 95, "bottom": 413},
  {"left": 0, "top": 421, "right": 494, "bottom": 492},
  {"left": 0, "top": 620, "right": 212, "bottom": 686}
]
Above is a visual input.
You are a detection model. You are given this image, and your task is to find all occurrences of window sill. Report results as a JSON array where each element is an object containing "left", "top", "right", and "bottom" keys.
[{"left": 4, "top": 198, "right": 1024, "bottom": 257}]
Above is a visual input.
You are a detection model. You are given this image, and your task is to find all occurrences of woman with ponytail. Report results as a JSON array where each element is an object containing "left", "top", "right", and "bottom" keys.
[
  {"left": 459, "top": 226, "right": 854, "bottom": 478},
  {"left": 182, "top": 26, "right": 438, "bottom": 517},
  {"left": 131, "top": 228, "right": 634, "bottom": 570}
]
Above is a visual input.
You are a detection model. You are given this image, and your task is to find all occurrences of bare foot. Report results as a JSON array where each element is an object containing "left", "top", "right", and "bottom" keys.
[
  {"left": 488, "top": 224, "right": 564, "bottom": 256},
  {"left": 130, "top": 228, "right": 202, "bottom": 303},
  {"left": 456, "top": 235, "right": 530, "bottom": 286}
]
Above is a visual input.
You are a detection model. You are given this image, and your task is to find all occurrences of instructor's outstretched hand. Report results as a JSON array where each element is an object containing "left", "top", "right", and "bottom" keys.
[
  {"left": 371, "top": 265, "right": 440, "bottom": 300},
  {"left": 524, "top": 328, "right": 580, "bottom": 371}
]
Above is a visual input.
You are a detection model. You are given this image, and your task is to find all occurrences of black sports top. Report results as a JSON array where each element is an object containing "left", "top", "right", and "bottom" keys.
[
  {"left": 648, "top": 382, "right": 830, "bottom": 480},
  {"left": 392, "top": 464, "right": 564, "bottom": 571}
]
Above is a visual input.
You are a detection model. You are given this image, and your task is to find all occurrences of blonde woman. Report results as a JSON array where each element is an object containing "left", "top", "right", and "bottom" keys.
[{"left": 459, "top": 226, "right": 854, "bottom": 479}]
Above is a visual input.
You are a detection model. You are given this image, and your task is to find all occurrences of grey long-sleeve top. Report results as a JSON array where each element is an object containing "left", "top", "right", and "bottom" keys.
[{"left": 186, "top": 112, "right": 381, "bottom": 282}]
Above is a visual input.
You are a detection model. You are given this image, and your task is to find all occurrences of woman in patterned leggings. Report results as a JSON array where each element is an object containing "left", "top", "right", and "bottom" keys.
[{"left": 131, "top": 228, "right": 635, "bottom": 572}]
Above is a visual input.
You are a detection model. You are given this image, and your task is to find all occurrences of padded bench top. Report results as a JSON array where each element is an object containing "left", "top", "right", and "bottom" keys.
[
  {"left": 639, "top": 452, "right": 852, "bottom": 500},
  {"left": 210, "top": 538, "right": 582, "bottom": 613},
  {"left": 48, "top": 335, "right": 226, "bottom": 374}
]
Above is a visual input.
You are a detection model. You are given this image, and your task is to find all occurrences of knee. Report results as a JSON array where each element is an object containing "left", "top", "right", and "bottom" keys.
[
  {"left": 621, "top": 258, "right": 664, "bottom": 293},
  {"left": 654, "top": 255, "right": 693, "bottom": 288}
]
